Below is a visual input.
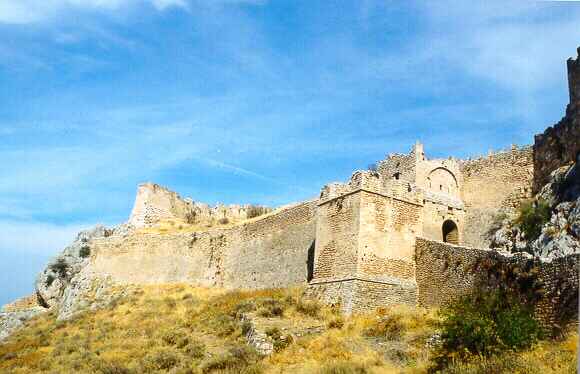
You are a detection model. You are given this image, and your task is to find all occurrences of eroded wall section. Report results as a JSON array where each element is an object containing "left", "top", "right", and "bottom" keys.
[{"left": 459, "top": 147, "right": 534, "bottom": 248}]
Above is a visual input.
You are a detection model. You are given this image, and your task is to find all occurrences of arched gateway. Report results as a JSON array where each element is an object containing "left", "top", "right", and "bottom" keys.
[{"left": 442, "top": 220, "right": 459, "bottom": 244}]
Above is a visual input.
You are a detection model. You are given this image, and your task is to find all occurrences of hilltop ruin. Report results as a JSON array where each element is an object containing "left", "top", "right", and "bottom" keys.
[{"left": 3, "top": 48, "right": 580, "bottom": 340}]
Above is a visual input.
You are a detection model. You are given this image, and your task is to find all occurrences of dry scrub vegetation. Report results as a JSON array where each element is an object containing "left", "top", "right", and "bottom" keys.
[{"left": 0, "top": 285, "right": 576, "bottom": 373}]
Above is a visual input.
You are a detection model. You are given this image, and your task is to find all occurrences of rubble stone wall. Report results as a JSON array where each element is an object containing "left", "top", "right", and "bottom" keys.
[{"left": 415, "top": 238, "right": 579, "bottom": 332}]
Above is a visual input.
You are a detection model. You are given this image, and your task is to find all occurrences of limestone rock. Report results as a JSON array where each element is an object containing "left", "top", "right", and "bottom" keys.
[
  {"left": 532, "top": 198, "right": 580, "bottom": 260},
  {"left": 35, "top": 225, "right": 112, "bottom": 309},
  {"left": 0, "top": 307, "right": 47, "bottom": 342}
]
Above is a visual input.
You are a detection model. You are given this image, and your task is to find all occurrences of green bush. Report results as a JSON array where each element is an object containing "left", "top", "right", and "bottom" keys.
[
  {"left": 49, "top": 258, "right": 69, "bottom": 279},
  {"left": 434, "top": 290, "right": 543, "bottom": 367},
  {"left": 516, "top": 200, "right": 551, "bottom": 242},
  {"left": 79, "top": 245, "right": 91, "bottom": 258},
  {"left": 45, "top": 274, "right": 56, "bottom": 287}
]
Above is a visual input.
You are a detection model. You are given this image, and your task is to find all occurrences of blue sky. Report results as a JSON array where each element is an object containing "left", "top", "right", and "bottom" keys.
[{"left": 1, "top": 0, "right": 580, "bottom": 306}]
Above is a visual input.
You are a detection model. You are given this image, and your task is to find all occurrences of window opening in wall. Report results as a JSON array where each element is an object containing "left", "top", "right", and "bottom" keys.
[
  {"left": 442, "top": 220, "right": 459, "bottom": 245},
  {"left": 393, "top": 172, "right": 400, "bottom": 180}
]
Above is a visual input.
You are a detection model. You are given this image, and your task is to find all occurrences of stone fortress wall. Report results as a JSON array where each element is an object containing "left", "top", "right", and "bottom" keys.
[
  {"left": 534, "top": 48, "right": 580, "bottom": 192},
  {"left": 415, "top": 238, "right": 579, "bottom": 332},
  {"left": 29, "top": 48, "right": 577, "bottom": 329},
  {"left": 92, "top": 199, "right": 317, "bottom": 290}
]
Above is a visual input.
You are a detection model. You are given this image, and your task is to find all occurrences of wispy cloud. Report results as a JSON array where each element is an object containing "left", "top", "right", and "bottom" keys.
[{"left": 0, "top": 0, "right": 265, "bottom": 24}]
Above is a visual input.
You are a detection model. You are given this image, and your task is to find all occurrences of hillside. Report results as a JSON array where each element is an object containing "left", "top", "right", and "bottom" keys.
[{"left": 0, "top": 285, "right": 576, "bottom": 374}]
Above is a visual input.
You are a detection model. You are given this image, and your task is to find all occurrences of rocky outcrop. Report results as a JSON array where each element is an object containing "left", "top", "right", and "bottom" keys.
[
  {"left": 35, "top": 225, "right": 113, "bottom": 309},
  {"left": 534, "top": 48, "right": 580, "bottom": 192},
  {"left": 490, "top": 162, "right": 580, "bottom": 259}
]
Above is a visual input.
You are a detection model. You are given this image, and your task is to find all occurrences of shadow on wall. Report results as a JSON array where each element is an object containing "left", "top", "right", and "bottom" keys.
[{"left": 307, "top": 241, "right": 315, "bottom": 282}]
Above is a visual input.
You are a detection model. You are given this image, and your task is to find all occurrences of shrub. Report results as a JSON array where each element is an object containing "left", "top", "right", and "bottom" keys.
[
  {"left": 49, "top": 258, "right": 69, "bottom": 279},
  {"left": 92, "top": 358, "right": 134, "bottom": 374},
  {"left": 142, "top": 347, "right": 181, "bottom": 371},
  {"left": 327, "top": 317, "right": 344, "bottom": 330},
  {"left": 79, "top": 245, "right": 91, "bottom": 258},
  {"left": 247, "top": 206, "right": 268, "bottom": 219},
  {"left": 516, "top": 199, "right": 551, "bottom": 242},
  {"left": 257, "top": 299, "right": 284, "bottom": 317},
  {"left": 296, "top": 299, "right": 321, "bottom": 317},
  {"left": 363, "top": 314, "right": 404, "bottom": 340},
  {"left": 45, "top": 274, "right": 56, "bottom": 287},
  {"left": 319, "top": 362, "right": 369, "bottom": 374},
  {"left": 265, "top": 327, "right": 293, "bottom": 352},
  {"left": 200, "top": 345, "right": 258, "bottom": 372},
  {"left": 234, "top": 300, "right": 257, "bottom": 316},
  {"left": 212, "top": 314, "right": 238, "bottom": 337},
  {"left": 184, "top": 340, "right": 206, "bottom": 359},
  {"left": 161, "top": 329, "right": 188, "bottom": 347},
  {"left": 434, "top": 290, "right": 543, "bottom": 368},
  {"left": 218, "top": 217, "right": 230, "bottom": 225}
]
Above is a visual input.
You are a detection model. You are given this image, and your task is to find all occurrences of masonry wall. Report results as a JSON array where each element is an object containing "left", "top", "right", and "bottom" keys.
[
  {"left": 459, "top": 147, "right": 534, "bottom": 248},
  {"left": 415, "top": 238, "right": 579, "bottom": 332},
  {"left": 91, "top": 200, "right": 317, "bottom": 290},
  {"left": 358, "top": 191, "right": 421, "bottom": 281},
  {"left": 312, "top": 192, "right": 361, "bottom": 281},
  {"left": 534, "top": 48, "right": 580, "bottom": 192},
  {"left": 308, "top": 190, "right": 420, "bottom": 314}
]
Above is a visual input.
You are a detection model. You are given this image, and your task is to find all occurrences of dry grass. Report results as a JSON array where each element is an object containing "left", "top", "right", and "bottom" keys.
[{"left": 0, "top": 285, "right": 576, "bottom": 374}]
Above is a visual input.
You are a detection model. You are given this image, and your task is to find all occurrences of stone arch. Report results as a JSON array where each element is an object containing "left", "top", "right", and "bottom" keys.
[
  {"left": 427, "top": 167, "right": 458, "bottom": 195},
  {"left": 442, "top": 220, "right": 459, "bottom": 244}
]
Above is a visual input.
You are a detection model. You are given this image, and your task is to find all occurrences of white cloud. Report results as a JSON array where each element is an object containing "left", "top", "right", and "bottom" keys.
[
  {"left": 0, "top": 220, "right": 89, "bottom": 254},
  {"left": 0, "top": 0, "right": 266, "bottom": 24}
]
